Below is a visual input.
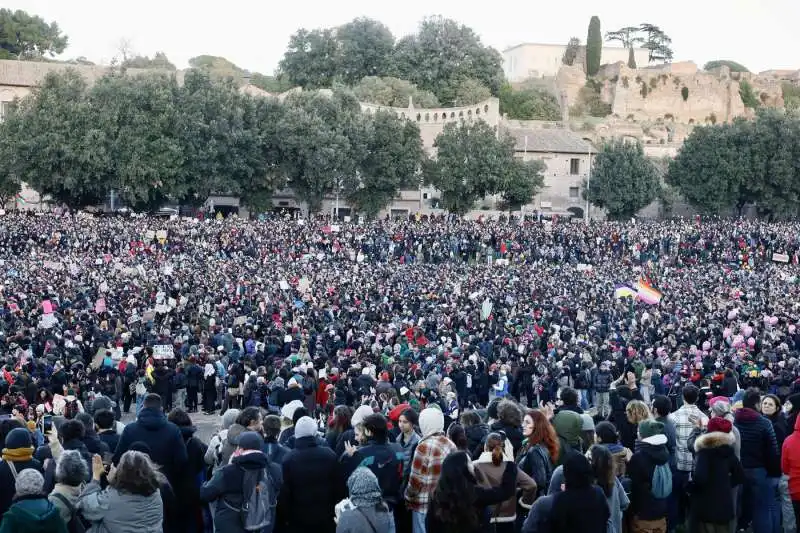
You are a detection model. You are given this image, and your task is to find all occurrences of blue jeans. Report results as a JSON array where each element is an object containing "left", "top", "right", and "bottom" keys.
[
  {"left": 742, "top": 468, "right": 780, "bottom": 533},
  {"left": 135, "top": 394, "right": 144, "bottom": 416},
  {"left": 412, "top": 510, "right": 426, "bottom": 533}
]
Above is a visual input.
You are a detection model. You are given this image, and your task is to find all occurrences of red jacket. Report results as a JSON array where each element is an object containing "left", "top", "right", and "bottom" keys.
[{"left": 782, "top": 414, "right": 800, "bottom": 498}]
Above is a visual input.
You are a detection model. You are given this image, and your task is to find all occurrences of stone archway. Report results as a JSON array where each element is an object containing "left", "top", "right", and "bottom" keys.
[{"left": 567, "top": 206, "right": 584, "bottom": 220}]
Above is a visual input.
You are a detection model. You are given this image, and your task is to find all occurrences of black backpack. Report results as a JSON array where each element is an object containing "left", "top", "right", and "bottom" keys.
[{"left": 51, "top": 493, "right": 89, "bottom": 533}]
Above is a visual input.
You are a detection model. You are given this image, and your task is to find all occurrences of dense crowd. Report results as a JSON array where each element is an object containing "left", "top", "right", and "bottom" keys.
[{"left": 1, "top": 212, "right": 800, "bottom": 533}]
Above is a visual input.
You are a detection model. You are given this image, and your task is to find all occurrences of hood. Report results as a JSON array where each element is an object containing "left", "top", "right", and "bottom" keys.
[
  {"left": 179, "top": 426, "right": 197, "bottom": 440},
  {"left": 136, "top": 407, "right": 167, "bottom": 430},
  {"left": 694, "top": 431, "right": 736, "bottom": 452},
  {"left": 734, "top": 407, "right": 761, "bottom": 424},
  {"left": 232, "top": 450, "right": 269, "bottom": 469},
  {"left": 388, "top": 403, "right": 411, "bottom": 422},
  {"left": 552, "top": 411, "right": 583, "bottom": 444},
  {"left": 603, "top": 443, "right": 626, "bottom": 455},
  {"left": 6, "top": 497, "right": 61, "bottom": 525},
  {"left": 62, "top": 438, "right": 89, "bottom": 455},
  {"left": 639, "top": 440, "right": 669, "bottom": 465}
]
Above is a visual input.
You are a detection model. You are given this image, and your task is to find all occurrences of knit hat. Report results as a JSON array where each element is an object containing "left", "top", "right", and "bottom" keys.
[
  {"left": 281, "top": 400, "right": 304, "bottom": 421},
  {"left": 710, "top": 399, "right": 731, "bottom": 418},
  {"left": 638, "top": 419, "right": 665, "bottom": 440},
  {"left": 294, "top": 416, "right": 317, "bottom": 439},
  {"left": 92, "top": 396, "right": 115, "bottom": 412},
  {"left": 707, "top": 417, "right": 732, "bottom": 434},
  {"left": 272, "top": 377, "right": 285, "bottom": 389},
  {"left": 236, "top": 431, "right": 264, "bottom": 451},
  {"left": 351, "top": 405, "right": 374, "bottom": 427},
  {"left": 347, "top": 467, "right": 383, "bottom": 507},
  {"left": 419, "top": 407, "right": 445, "bottom": 437},
  {"left": 4, "top": 427, "right": 32, "bottom": 450},
  {"left": 14, "top": 468, "right": 44, "bottom": 497},
  {"left": 221, "top": 408, "right": 241, "bottom": 430},
  {"left": 580, "top": 414, "right": 595, "bottom": 432}
]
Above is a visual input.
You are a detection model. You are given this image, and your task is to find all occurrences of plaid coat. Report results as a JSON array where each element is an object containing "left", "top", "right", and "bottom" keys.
[{"left": 404, "top": 433, "right": 457, "bottom": 512}]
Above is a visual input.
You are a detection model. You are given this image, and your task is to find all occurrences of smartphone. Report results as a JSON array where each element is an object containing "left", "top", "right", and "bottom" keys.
[{"left": 42, "top": 415, "right": 52, "bottom": 433}]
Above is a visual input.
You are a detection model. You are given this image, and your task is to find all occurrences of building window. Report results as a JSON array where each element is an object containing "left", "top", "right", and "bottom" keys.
[
  {"left": 0, "top": 102, "right": 8, "bottom": 123},
  {"left": 569, "top": 186, "right": 580, "bottom": 199},
  {"left": 570, "top": 158, "right": 580, "bottom": 175}
]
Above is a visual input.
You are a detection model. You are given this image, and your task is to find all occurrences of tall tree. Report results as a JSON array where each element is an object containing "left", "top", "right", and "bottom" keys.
[
  {"left": 639, "top": 24, "right": 673, "bottom": 63},
  {"left": 279, "top": 29, "right": 341, "bottom": 89},
  {"left": 562, "top": 38, "right": 581, "bottom": 66},
  {"left": 606, "top": 26, "right": 643, "bottom": 68},
  {"left": 586, "top": 139, "right": 659, "bottom": 220},
  {"left": 352, "top": 76, "right": 439, "bottom": 108},
  {"left": 499, "top": 159, "right": 546, "bottom": 212},
  {"left": 0, "top": 8, "right": 68, "bottom": 59},
  {"left": 585, "top": 16, "right": 602, "bottom": 76},
  {"left": 346, "top": 111, "right": 424, "bottom": 217},
  {"left": 425, "top": 121, "right": 520, "bottom": 214},
  {"left": 336, "top": 18, "right": 396, "bottom": 85},
  {"left": 393, "top": 16, "right": 504, "bottom": 106}
]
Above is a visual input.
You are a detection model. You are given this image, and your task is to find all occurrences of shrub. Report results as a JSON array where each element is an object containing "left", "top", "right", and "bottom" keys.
[
  {"left": 739, "top": 80, "right": 760, "bottom": 109},
  {"left": 704, "top": 60, "right": 749, "bottom": 73},
  {"left": 673, "top": 77, "right": 682, "bottom": 87},
  {"left": 640, "top": 83, "right": 649, "bottom": 98},
  {"left": 681, "top": 87, "right": 689, "bottom": 101},
  {"left": 622, "top": 76, "right": 629, "bottom": 88},
  {"left": 664, "top": 113, "right": 674, "bottom": 121},
  {"left": 649, "top": 78, "right": 659, "bottom": 89}
]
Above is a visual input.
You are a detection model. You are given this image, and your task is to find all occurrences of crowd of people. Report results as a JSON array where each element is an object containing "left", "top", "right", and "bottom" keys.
[{"left": 1, "top": 211, "right": 800, "bottom": 533}]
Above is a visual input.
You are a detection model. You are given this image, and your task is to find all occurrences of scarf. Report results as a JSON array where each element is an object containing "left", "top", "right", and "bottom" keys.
[{"left": 2, "top": 447, "right": 33, "bottom": 462}]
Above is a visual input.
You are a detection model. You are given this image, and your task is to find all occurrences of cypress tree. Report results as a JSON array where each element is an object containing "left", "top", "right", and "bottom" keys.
[{"left": 586, "top": 16, "right": 602, "bottom": 76}]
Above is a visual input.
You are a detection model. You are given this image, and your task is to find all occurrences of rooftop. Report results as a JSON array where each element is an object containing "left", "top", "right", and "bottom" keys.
[{"left": 502, "top": 126, "right": 595, "bottom": 153}]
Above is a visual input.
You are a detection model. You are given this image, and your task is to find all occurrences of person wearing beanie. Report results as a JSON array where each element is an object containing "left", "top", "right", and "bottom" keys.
[
  {"left": 551, "top": 410, "right": 583, "bottom": 466},
  {"left": 405, "top": 407, "right": 457, "bottom": 526},
  {"left": 204, "top": 408, "right": 241, "bottom": 468},
  {"left": 627, "top": 419, "right": 671, "bottom": 533},
  {"left": 279, "top": 415, "right": 341, "bottom": 533},
  {"left": 0, "top": 468, "right": 65, "bottom": 533},
  {"left": 336, "top": 467, "right": 395, "bottom": 533},
  {"left": 201, "top": 429, "right": 283, "bottom": 533},
  {"left": 691, "top": 415, "right": 744, "bottom": 533},
  {"left": 47, "top": 449, "right": 88, "bottom": 524},
  {"left": 341, "top": 414, "right": 402, "bottom": 510},
  {"left": 0, "top": 427, "right": 42, "bottom": 517}
]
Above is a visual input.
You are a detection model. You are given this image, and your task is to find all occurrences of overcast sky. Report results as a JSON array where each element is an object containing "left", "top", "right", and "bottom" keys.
[{"left": 9, "top": 0, "right": 797, "bottom": 74}]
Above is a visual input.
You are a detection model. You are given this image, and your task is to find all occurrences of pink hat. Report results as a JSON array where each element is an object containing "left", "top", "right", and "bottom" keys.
[{"left": 709, "top": 396, "right": 729, "bottom": 408}]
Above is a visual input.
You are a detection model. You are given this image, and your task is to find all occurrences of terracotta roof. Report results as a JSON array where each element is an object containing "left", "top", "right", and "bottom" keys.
[
  {"left": 0, "top": 59, "right": 185, "bottom": 88},
  {"left": 502, "top": 126, "right": 594, "bottom": 154}
]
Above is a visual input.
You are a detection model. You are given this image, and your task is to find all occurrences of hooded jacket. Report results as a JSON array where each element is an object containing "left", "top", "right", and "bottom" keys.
[
  {"left": 0, "top": 496, "right": 67, "bottom": 533},
  {"left": 782, "top": 413, "right": 800, "bottom": 498},
  {"left": 552, "top": 411, "right": 583, "bottom": 465},
  {"left": 113, "top": 407, "right": 188, "bottom": 484},
  {"left": 691, "top": 430, "right": 745, "bottom": 524},
  {"left": 627, "top": 434, "right": 670, "bottom": 520},
  {"left": 79, "top": 480, "right": 163, "bottom": 533}
]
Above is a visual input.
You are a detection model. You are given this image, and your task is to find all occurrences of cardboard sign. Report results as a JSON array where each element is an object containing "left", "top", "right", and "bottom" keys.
[
  {"left": 152, "top": 345, "right": 175, "bottom": 359},
  {"left": 773, "top": 253, "right": 790, "bottom": 263}
]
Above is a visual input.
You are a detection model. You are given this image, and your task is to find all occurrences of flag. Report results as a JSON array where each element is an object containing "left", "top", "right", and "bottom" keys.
[
  {"left": 614, "top": 284, "right": 637, "bottom": 299},
  {"left": 636, "top": 280, "right": 662, "bottom": 305}
]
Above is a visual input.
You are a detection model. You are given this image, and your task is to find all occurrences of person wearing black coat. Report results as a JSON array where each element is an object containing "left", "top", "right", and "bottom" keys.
[
  {"left": 690, "top": 419, "right": 745, "bottom": 530},
  {"left": 113, "top": 393, "right": 188, "bottom": 488},
  {"left": 278, "top": 417, "right": 343, "bottom": 533},
  {"left": 549, "top": 452, "right": 610, "bottom": 533},
  {"left": 340, "top": 414, "right": 402, "bottom": 508},
  {"left": 169, "top": 409, "right": 210, "bottom": 533},
  {"left": 0, "top": 427, "right": 43, "bottom": 517},
  {"left": 627, "top": 420, "right": 671, "bottom": 530}
]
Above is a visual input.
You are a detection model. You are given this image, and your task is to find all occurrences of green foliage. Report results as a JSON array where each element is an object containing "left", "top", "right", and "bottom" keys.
[
  {"left": 739, "top": 79, "right": 760, "bottom": 109},
  {"left": 499, "top": 159, "right": 546, "bottom": 212},
  {"left": 352, "top": 76, "right": 439, "bottom": 108},
  {"left": 122, "top": 52, "right": 176, "bottom": 70},
  {"left": 703, "top": 60, "right": 750, "bottom": 73},
  {"left": 783, "top": 83, "right": 800, "bottom": 112},
  {"left": 639, "top": 24, "right": 673, "bottom": 63},
  {"left": 424, "top": 122, "right": 526, "bottom": 214},
  {"left": 188, "top": 55, "right": 247, "bottom": 83},
  {"left": 499, "top": 84, "right": 561, "bottom": 120},
  {"left": 249, "top": 73, "right": 293, "bottom": 94},
  {"left": 454, "top": 79, "right": 492, "bottom": 105},
  {"left": 586, "top": 139, "right": 659, "bottom": 219},
  {"left": 573, "top": 82, "right": 611, "bottom": 118},
  {"left": 336, "top": 18, "right": 396, "bottom": 86},
  {"left": 562, "top": 38, "right": 581, "bottom": 66},
  {"left": 586, "top": 16, "right": 602, "bottom": 76},
  {"left": 681, "top": 86, "right": 689, "bottom": 101},
  {"left": 278, "top": 29, "right": 341, "bottom": 89},
  {"left": 0, "top": 8, "right": 68, "bottom": 59},
  {"left": 667, "top": 109, "right": 800, "bottom": 218}
]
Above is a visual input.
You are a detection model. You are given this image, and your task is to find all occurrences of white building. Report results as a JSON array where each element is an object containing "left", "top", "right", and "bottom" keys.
[{"left": 503, "top": 43, "right": 650, "bottom": 81}]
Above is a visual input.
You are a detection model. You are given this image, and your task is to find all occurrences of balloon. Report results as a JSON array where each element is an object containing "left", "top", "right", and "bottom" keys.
[
  {"left": 723, "top": 328, "right": 732, "bottom": 339},
  {"left": 764, "top": 315, "right": 771, "bottom": 324},
  {"left": 747, "top": 337, "right": 756, "bottom": 347},
  {"left": 702, "top": 341, "right": 711, "bottom": 351},
  {"left": 728, "top": 310, "right": 737, "bottom": 320},
  {"left": 733, "top": 334, "right": 744, "bottom": 346},
  {"left": 689, "top": 345, "right": 697, "bottom": 355},
  {"left": 744, "top": 326, "right": 753, "bottom": 337},
  {"left": 770, "top": 316, "right": 779, "bottom": 326},
  {"left": 790, "top": 325, "right": 797, "bottom": 334},
  {"left": 740, "top": 323, "right": 747, "bottom": 333}
]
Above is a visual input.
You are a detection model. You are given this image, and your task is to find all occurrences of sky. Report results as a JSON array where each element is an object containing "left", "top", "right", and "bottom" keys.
[{"left": 8, "top": 0, "right": 799, "bottom": 75}]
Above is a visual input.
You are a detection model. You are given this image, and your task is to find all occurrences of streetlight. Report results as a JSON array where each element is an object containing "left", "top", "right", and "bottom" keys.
[{"left": 585, "top": 144, "right": 592, "bottom": 223}]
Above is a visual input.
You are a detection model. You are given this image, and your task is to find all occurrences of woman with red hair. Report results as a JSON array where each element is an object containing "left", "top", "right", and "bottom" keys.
[{"left": 517, "top": 408, "right": 559, "bottom": 499}]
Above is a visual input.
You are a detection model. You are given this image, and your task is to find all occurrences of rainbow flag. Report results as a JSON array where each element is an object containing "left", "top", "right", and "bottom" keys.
[
  {"left": 636, "top": 280, "right": 662, "bottom": 305},
  {"left": 614, "top": 284, "right": 637, "bottom": 299}
]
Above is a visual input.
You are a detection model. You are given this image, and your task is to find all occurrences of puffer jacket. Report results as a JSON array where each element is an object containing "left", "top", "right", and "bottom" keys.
[
  {"left": 79, "top": 480, "right": 163, "bottom": 533},
  {"left": 474, "top": 452, "right": 537, "bottom": 524},
  {"left": 593, "top": 370, "right": 614, "bottom": 393}
]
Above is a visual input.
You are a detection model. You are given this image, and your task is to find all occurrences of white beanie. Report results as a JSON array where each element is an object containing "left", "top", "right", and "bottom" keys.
[
  {"left": 419, "top": 408, "right": 445, "bottom": 437},
  {"left": 294, "top": 416, "right": 318, "bottom": 439},
  {"left": 281, "top": 400, "right": 304, "bottom": 421},
  {"left": 351, "top": 405, "right": 374, "bottom": 427}
]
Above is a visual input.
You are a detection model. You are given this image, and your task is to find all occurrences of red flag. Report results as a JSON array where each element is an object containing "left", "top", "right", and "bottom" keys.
[{"left": 3, "top": 369, "right": 14, "bottom": 386}]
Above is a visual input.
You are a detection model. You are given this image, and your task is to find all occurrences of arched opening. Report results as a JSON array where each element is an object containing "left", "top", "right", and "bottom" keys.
[{"left": 567, "top": 206, "right": 584, "bottom": 220}]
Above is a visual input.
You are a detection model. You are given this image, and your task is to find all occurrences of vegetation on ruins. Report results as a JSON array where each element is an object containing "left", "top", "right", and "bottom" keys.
[{"left": 703, "top": 60, "right": 750, "bottom": 73}]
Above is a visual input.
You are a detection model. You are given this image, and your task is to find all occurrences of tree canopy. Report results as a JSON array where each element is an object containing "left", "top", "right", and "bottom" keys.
[
  {"left": 703, "top": 60, "right": 750, "bottom": 73},
  {"left": 605, "top": 23, "right": 674, "bottom": 66},
  {"left": 0, "top": 8, "right": 68, "bottom": 60},
  {"left": 122, "top": 52, "right": 176, "bottom": 70},
  {"left": 586, "top": 16, "right": 602, "bottom": 76},
  {"left": 586, "top": 139, "right": 659, "bottom": 220}
]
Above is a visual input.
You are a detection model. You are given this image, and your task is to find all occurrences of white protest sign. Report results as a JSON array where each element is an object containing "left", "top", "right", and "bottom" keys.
[{"left": 152, "top": 345, "right": 175, "bottom": 359}]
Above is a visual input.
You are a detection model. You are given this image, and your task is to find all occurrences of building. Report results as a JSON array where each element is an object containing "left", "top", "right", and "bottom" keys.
[
  {"left": 503, "top": 43, "right": 649, "bottom": 81},
  {"left": 502, "top": 126, "right": 595, "bottom": 219}
]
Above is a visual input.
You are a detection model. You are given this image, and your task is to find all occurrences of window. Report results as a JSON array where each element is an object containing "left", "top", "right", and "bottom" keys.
[
  {"left": 0, "top": 102, "right": 8, "bottom": 123},
  {"left": 569, "top": 187, "right": 580, "bottom": 199},
  {"left": 570, "top": 158, "right": 580, "bottom": 175}
]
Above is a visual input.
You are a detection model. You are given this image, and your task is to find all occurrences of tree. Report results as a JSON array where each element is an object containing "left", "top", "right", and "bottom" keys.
[
  {"left": 393, "top": 16, "right": 504, "bottom": 106},
  {"left": 586, "top": 139, "right": 659, "bottom": 219},
  {"left": 336, "top": 18, "right": 396, "bottom": 85},
  {"left": 562, "top": 38, "right": 581, "bottom": 66},
  {"left": 279, "top": 29, "right": 341, "bottom": 89},
  {"left": 249, "top": 73, "right": 294, "bottom": 94},
  {"left": 639, "top": 24, "right": 673, "bottom": 63},
  {"left": 499, "top": 84, "right": 561, "bottom": 120},
  {"left": 586, "top": 16, "right": 602, "bottom": 76},
  {"left": 346, "top": 111, "right": 424, "bottom": 217},
  {"left": 352, "top": 76, "right": 439, "bottom": 108},
  {"left": 739, "top": 79, "right": 760, "bottom": 109},
  {"left": 122, "top": 52, "right": 176, "bottom": 70},
  {"left": 606, "top": 27, "right": 643, "bottom": 68},
  {"left": 703, "top": 60, "right": 749, "bottom": 73},
  {"left": 0, "top": 8, "right": 68, "bottom": 59},
  {"left": 783, "top": 83, "right": 800, "bottom": 112},
  {"left": 424, "top": 121, "right": 519, "bottom": 214},
  {"left": 454, "top": 79, "right": 492, "bottom": 105},
  {"left": 499, "top": 159, "right": 546, "bottom": 212},
  {"left": 188, "top": 55, "right": 247, "bottom": 83}
]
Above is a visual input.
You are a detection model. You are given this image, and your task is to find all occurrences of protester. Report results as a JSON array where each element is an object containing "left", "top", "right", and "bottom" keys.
[{"left": 0, "top": 468, "right": 66, "bottom": 533}]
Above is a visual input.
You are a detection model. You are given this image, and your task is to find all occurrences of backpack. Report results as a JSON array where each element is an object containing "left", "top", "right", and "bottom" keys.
[
  {"left": 650, "top": 462, "right": 672, "bottom": 499},
  {"left": 51, "top": 493, "right": 89, "bottom": 533},
  {"left": 224, "top": 467, "right": 277, "bottom": 531}
]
